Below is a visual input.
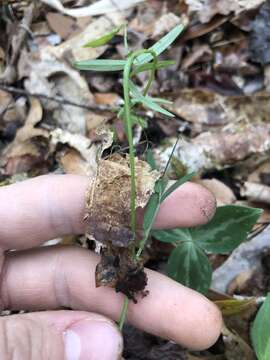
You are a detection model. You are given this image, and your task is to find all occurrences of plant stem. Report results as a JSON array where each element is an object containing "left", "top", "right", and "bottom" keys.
[
  {"left": 118, "top": 49, "right": 158, "bottom": 329},
  {"left": 118, "top": 295, "right": 129, "bottom": 331}
]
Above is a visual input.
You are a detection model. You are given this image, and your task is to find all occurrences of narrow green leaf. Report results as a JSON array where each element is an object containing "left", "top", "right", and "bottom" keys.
[
  {"left": 146, "top": 149, "right": 157, "bottom": 170},
  {"left": 167, "top": 242, "right": 212, "bottom": 294},
  {"left": 129, "top": 81, "right": 174, "bottom": 117},
  {"left": 74, "top": 59, "right": 126, "bottom": 72},
  {"left": 143, "top": 192, "right": 160, "bottom": 232},
  {"left": 251, "top": 293, "right": 270, "bottom": 360},
  {"left": 161, "top": 172, "right": 196, "bottom": 202},
  {"left": 135, "top": 24, "right": 185, "bottom": 65},
  {"left": 191, "top": 205, "right": 263, "bottom": 254},
  {"left": 152, "top": 228, "right": 191, "bottom": 245},
  {"left": 83, "top": 25, "right": 123, "bottom": 48},
  {"left": 151, "top": 98, "right": 173, "bottom": 105},
  {"left": 131, "top": 60, "right": 175, "bottom": 75}
]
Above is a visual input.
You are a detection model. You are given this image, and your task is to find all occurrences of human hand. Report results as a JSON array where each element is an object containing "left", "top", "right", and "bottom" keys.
[{"left": 0, "top": 175, "right": 222, "bottom": 359}]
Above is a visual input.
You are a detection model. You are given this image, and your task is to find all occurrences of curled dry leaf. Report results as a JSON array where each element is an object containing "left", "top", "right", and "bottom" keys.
[
  {"left": 241, "top": 182, "right": 270, "bottom": 204},
  {"left": 1, "top": 98, "right": 49, "bottom": 175},
  {"left": 19, "top": 49, "right": 94, "bottom": 135},
  {"left": 212, "top": 225, "right": 270, "bottom": 293},
  {"left": 51, "top": 125, "right": 113, "bottom": 177},
  {"left": 49, "top": 15, "right": 120, "bottom": 62},
  {"left": 84, "top": 154, "right": 160, "bottom": 301},
  {"left": 196, "top": 178, "right": 236, "bottom": 206}
]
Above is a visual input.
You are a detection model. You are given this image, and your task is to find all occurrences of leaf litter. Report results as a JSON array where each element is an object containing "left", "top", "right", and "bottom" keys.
[{"left": 2, "top": 0, "right": 270, "bottom": 358}]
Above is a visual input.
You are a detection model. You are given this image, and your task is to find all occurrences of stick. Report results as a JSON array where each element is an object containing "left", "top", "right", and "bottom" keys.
[{"left": 0, "top": 84, "right": 112, "bottom": 112}]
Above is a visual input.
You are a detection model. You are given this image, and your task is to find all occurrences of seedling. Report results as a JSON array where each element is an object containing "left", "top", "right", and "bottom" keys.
[
  {"left": 75, "top": 24, "right": 262, "bottom": 330},
  {"left": 75, "top": 23, "right": 190, "bottom": 328}
]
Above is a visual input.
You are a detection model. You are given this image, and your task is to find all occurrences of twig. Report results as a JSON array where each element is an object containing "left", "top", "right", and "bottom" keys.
[{"left": 0, "top": 84, "right": 112, "bottom": 112}]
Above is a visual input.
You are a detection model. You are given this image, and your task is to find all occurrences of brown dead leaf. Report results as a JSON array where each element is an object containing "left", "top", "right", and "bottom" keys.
[
  {"left": 94, "top": 92, "right": 122, "bottom": 107},
  {"left": 196, "top": 179, "right": 236, "bottom": 205},
  {"left": 51, "top": 126, "right": 113, "bottom": 177},
  {"left": 49, "top": 15, "right": 122, "bottom": 62},
  {"left": 46, "top": 12, "right": 76, "bottom": 40},
  {"left": 85, "top": 154, "right": 160, "bottom": 300},
  {"left": 152, "top": 12, "right": 183, "bottom": 38},
  {"left": 19, "top": 49, "right": 94, "bottom": 134},
  {"left": 241, "top": 181, "right": 270, "bottom": 204},
  {"left": 1, "top": 99, "right": 49, "bottom": 175},
  {"left": 58, "top": 148, "right": 89, "bottom": 176},
  {"left": 156, "top": 121, "right": 270, "bottom": 174},
  {"left": 169, "top": 90, "right": 270, "bottom": 126},
  {"left": 222, "top": 324, "right": 256, "bottom": 359}
]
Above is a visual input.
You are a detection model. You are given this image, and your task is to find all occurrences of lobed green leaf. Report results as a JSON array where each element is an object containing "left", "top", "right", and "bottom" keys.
[
  {"left": 153, "top": 205, "right": 262, "bottom": 254},
  {"left": 191, "top": 205, "right": 263, "bottom": 254},
  {"left": 167, "top": 242, "right": 212, "bottom": 294}
]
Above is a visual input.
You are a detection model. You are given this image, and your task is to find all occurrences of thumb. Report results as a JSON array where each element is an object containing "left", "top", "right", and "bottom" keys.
[{"left": 0, "top": 310, "right": 123, "bottom": 360}]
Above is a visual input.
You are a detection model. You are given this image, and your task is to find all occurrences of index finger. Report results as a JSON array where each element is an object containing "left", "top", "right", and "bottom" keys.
[{"left": 0, "top": 174, "right": 216, "bottom": 250}]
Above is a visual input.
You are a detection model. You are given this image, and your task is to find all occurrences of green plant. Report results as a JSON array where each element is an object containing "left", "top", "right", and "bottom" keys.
[
  {"left": 153, "top": 205, "right": 262, "bottom": 294},
  {"left": 75, "top": 23, "right": 189, "bottom": 329},
  {"left": 74, "top": 24, "right": 262, "bottom": 331},
  {"left": 251, "top": 293, "right": 270, "bottom": 360}
]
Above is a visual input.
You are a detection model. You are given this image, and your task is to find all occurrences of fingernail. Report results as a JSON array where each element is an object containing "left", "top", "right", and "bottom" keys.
[{"left": 64, "top": 319, "right": 123, "bottom": 360}]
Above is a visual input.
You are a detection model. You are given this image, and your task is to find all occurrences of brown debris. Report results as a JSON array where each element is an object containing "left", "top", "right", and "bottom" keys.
[{"left": 84, "top": 154, "right": 159, "bottom": 300}]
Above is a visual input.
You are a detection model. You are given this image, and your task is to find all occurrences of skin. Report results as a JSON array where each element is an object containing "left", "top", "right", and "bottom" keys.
[{"left": 0, "top": 175, "right": 222, "bottom": 359}]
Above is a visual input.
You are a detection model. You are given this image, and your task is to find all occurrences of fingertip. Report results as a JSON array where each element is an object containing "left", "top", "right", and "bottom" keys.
[
  {"left": 185, "top": 298, "right": 222, "bottom": 350},
  {"left": 154, "top": 182, "right": 216, "bottom": 229},
  {"left": 193, "top": 182, "right": 217, "bottom": 224}
]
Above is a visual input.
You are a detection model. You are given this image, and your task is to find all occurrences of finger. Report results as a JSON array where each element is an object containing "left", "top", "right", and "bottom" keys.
[
  {"left": 1, "top": 246, "right": 222, "bottom": 350},
  {"left": 0, "top": 175, "right": 216, "bottom": 249},
  {"left": 0, "top": 310, "right": 123, "bottom": 360}
]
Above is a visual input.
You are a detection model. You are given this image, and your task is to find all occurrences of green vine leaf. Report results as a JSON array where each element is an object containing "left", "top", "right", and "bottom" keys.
[
  {"left": 251, "top": 294, "right": 270, "bottom": 360},
  {"left": 167, "top": 241, "right": 212, "bottom": 294},
  {"left": 190, "top": 205, "right": 263, "bottom": 254},
  {"left": 154, "top": 205, "right": 262, "bottom": 253}
]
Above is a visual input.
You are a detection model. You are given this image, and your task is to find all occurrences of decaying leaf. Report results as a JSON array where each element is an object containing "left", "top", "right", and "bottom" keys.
[
  {"left": 1, "top": 98, "right": 49, "bottom": 175},
  {"left": 196, "top": 179, "right": 236, "bottom": 206},
  {"left": 84, "top": 154, "right": 160, "bottom": 300},
  {"left": 51, "top": 125, "right": 113, "bottom": 177},
  {"left": 212, "top": 225, "right": 270, "bottom": 293},
  {"left": 222, "top": 324, "right": 256, "bottom": 359},
  {"left": 185, "top": 0, "right": 265, "bottom": 23},
  {"left": 155, "top": 121, "right": 270, "bottom": 174},
  {"left": 250, "top": 0, "right": 270, "bottom": 65},
  {"left": 18, "top": 49, "right": 94, "bottom": 135},
  {"left": 49, "top": 15, "right": 121, "bottom": 62},
  {"left": 168, "top": 90, "right": 270, "bottom": 127},
  {"left": 241, "top": 181, "right": 270, "bottom": 204}
]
